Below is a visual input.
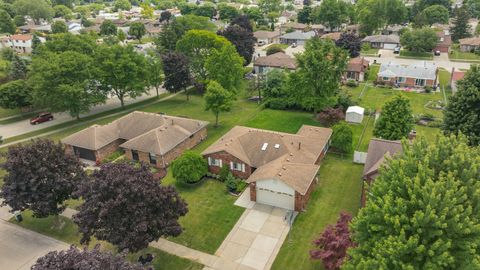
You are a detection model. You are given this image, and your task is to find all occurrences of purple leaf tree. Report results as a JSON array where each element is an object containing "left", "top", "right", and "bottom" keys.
[
  {"left": 310, "top": 212, "right": 355, "bottom": 270},
  {"left": 73, "top": 162, "right": 188, "bottom": 252}
]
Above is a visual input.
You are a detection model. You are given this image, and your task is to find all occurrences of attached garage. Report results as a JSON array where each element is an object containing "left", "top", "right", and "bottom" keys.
[
  {"left": 73, "top": 146, "right": 96, "bottom": 161},
  {"left": 255, "top": 179, "right": 295, "bottom": 210},
  {"left": 383, "top": 43, "right": 398, "bottom": 50}
]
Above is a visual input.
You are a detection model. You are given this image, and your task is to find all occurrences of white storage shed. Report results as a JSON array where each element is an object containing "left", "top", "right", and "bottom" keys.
[{"left": 346, "top": 106, "right": 365, "bottom": 123}]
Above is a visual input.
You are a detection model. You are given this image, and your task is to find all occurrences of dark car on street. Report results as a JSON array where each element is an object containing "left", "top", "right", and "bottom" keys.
[{"left": 30, "top": 113, "right": 54, "bottom": 125}]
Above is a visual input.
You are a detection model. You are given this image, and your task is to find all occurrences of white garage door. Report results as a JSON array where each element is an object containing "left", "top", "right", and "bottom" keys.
[
  {"left": 383, "top": 43, "right": 398, "bottom": 50},
  {"left": 256, "top": 187, "right": 295, "bottom": 210}
]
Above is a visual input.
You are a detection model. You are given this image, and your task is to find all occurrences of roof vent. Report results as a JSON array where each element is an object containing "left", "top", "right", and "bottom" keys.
[
  {"left": 274, "top": 144, "right": 280, "bottom": 149},
  {"left": 261, "top": 143, "right": 268, "bottom": 151},
  {"left": 278, "top": 172, "right": 282, "bottom": 176}
]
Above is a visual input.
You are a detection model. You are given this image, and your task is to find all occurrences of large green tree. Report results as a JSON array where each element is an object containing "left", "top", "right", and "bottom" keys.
[
  {"left": 176, "top": 30, "right": 230, "bottom": 81},
  {"left": 443, "top": 65, "right": 480, "bottom": 145},
  {"left": 51, "top": 20, "right": 68, "bottom": 33},
  {"left": 146, "top": 52, "right": 163, "bottom": 97},
  {"left": 0, "top": 9, "right": 15, "bottom": 34},
  {"left": 128, "top": 22, "right": 146, "bottom": 41},
  {"left": 356, "top": 0, "right": 407, "bottom": 35},
  {"left": 287, "top": 37, "right": 348, "bottom": 112},
  {"left": 418, "top": 5, "right": 449, "bottom": 26},
  {"left": 13, "top": 0, "right": 54, "bottom": 25},
  {"left": 29, "top": 51, "right": 105, "bottom": 119},
  {"left": 311, "top": 0, "right": 348, "bottom": 30},
  {"left": 100, "top": 20, "right": 117, "bottom": 36},
  {"left": 0, "top": 80, "right": 31, "bottom": 110},
  {"left": 373, "top": 95, "right": 414, "bottom": 140},
  {"left": 96, "top": 45, "right": 148, "bottom": 107},
  {"left": 258, "top": 0, "right": 282, "bottom": 13},
  {"left": 204, "top": 81, "right": 234, "bottom": 127},
  {"left": 400, "top": 28, "right": 439, "bottom": 52},
  {"left": 345, "top": 135, "right": 480, "bottom": 269},
  {"left": 451, "top": 7, "right": 472, "bottom": 42},
  {"left": 205, "top": 44, "right": 244, "bottom": 92}
]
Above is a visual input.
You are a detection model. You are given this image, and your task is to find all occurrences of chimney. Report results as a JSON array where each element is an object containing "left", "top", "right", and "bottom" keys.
[
  {"left": 298, "top": 142, "right": 301, "bottom": 150},
  {"left": 408, "top": 130, "right": 417, "bottom": 140}
]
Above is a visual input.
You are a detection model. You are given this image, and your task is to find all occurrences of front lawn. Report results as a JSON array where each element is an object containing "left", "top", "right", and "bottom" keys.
[
  {"left": 449, "top": 48, "right": 480, "bottom": 61},
  {"left": 360, "top": 48, "right": 379, "bottom": 56},
  {"left": 367, "top": 64, "right": 380, "bottom": 82},
  {"left": 264, "top": 43, "right": 290, "bottom": 51},
  {"left": 11, "top": 211, "right": 203, "bottom": 270},
  {"left": 271, "top": 155, "right": 364, "bottom": 270},
  {"left": 398, "top": 50, "right": 433, "bottom": 60}
]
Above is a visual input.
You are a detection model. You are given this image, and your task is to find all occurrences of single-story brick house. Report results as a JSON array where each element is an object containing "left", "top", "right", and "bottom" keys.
[
  {"left": 344, "top": 57, "right": 369, "bottom": 81},
  {"left": 361, "top": 138, "right": 403, "bottom": 206},
  {"left": 320, "top": 32, "right": 342, "bottom": 42},
  {"left": 254, "top": 30, "right": 281, "bottom": 45},
  {"left": 62, "top": 111, "right": 208, "bottom": 168},
  {"left": 202, "top": 125, "right": 332, "bottom": 211},
  {"left": 280, "top": 31, "right": 316, "bottom": 45},
  {"left": 253, "top": 52, "right": 297, "bottom": 74},
  {"left": 362, "top": 34, "right": 400, "bottom": 50},
  {"left": 377, "top": 61, "right": 438, "bottom": 88},
  {"left": 459, "top": 37, "right": 480, "bottom": 52}
]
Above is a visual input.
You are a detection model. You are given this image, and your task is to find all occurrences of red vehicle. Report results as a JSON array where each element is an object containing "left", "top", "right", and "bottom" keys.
[{"left": 30, "top": 113, "right": 54, "bottom": 125}]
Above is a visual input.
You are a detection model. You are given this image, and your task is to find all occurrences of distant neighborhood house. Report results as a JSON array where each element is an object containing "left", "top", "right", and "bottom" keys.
[
  {"left": 344, "top": 57, "right": 370, "bottom": 82},
  {"left": 434, "top": 30, "right": 452, "bottom": 53},
  {"left": 62, "top": 111, "right": 208, "bottom": 168},
  {"left": 450, "top": 69, "right": 466, "bottom": 93},
  {"left": 459, "top": 37, "right": 480, "bottom": 52},
  {"left": 0, "top": 34, "right": 44, "bottom": 54},
  {"left": 253, "top": 52, "right": 297, "bottom": 74},
  {"left": 280, "top": 31, "right": 316, "bottom": 45},
  {"left": 377, "top": 61, "right": 438, "bottom": 88},
  {"left": 254, "top": 30, "right": 281, "bottom": 45},
  {"left": 362, "top": 34, "right": 400, "bottom": 50},
  {"left": 202, "top": 125, "right": 332, "bottom": 211}
]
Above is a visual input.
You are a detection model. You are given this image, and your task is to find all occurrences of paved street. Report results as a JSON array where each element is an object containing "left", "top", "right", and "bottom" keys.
[{"left": 0, "top": 87, "right": 166, "bottom": 139}]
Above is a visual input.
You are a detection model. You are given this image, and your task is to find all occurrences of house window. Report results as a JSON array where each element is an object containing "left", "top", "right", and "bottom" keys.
[
  {"left": 149, "top": 153, "right": 157, "bottom": 165},
  {"left": 347, "top": 71, "right": 356, "bottom": 79},
  {"left": 208, "top": 157, "right": 222, "bottom": 167},
  {"left": 232, "top": 162, "right": 243, "bottom": 171},
  {"left": 382, "top": 77, "right": 390, "bottom": 81},
  {"left": 415, "top": 78, "right": 425, "bottom": 86},
  {"left": 397, "top": 77, "right": 405, "bottom": 83},
  {"left": 132, "top": 150, "right": 139, "bottom": 161}
]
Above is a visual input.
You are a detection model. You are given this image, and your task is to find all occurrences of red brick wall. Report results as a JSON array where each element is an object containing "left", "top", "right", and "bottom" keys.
[
  {"left": 250, "top": 182, "right": 256, "bottom": 201},
  {"left": 96, "top": 139, "right": 126, "bottom": 162},
  {"left": 294, "top": 177, "right": 317, "bottom": 211},
  {"left": 377, "top": 76, "right": 436, "bottom": 88},
  {"left": 204, "top": 151, "right": 252, "bottom": 179}
]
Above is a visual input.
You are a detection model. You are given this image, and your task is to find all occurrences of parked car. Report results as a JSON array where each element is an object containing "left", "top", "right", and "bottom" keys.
[
  {"left": 258, "top": 40, "right": 266, "bottom": 46},
  {"left": 292, "top": 42, "right": 297, "bottom": 48},
  {"left": 30, "top": 113, "right": 54, "bottom": 125},
  {"left": 394, "top": 47, "right": 401, "bottom": 54},
  {"left": 434, "top": 50, "right": 441, "bottom": 56}
]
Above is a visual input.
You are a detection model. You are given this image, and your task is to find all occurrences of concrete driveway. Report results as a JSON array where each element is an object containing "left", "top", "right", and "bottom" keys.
[
  {"left": 214, "top": 202, "right": 291, "bottom": 270},
  {"left": 0, "top": 87, "right": 165, "bottom": 139},
  {"left": 0, "top": 219, "right": 69, "bottom": 270}
]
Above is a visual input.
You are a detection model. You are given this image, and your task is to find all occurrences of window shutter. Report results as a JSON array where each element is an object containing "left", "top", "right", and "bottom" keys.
[
  {"left": 241, "top": 163, "right": 245, "bottom": 172},
  {"left": 208, "top": 157, "right": 212, "bottom": 166},
  {"left": 219, "top": 159, "right": 222, "bottom": 167},
  {"left": 230, "top": 161, "right": 234, "bottom": 170}
]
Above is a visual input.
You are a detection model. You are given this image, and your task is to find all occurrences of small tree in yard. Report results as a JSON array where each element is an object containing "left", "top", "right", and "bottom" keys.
[
  {"left": 0, "top": 139, "right": 85, "bottom": 218},
  {"left": 331, "top": 122, "right": 353, "bottom": 153},
  {"left": 51, "top": 20, "right": 68, "bottom": 34},
  {"left": 171, "top": 151, "right": 208, "bottom": 184},
  {"left": 310, "top": 212, "right": 355, "bottom": 270},
  {"left": 0, "top": 80, "right": 32, "bottom": 110},
  {"left": 335, "top": 32, "right": 361, "bottom": 58},
  {"left": 73, "top": 163, "right": 188, "bottom": 252},
  {"left": 451, "top": 7, "right": 471, "bottom": 42},
  {"left": 31, "top": 245, "right": 146, "bottom": 270},
  {"left": 400, "top": 28, "right": 438, "bottom": 52},
  {"left": 374, "top": 95, "right": 413, "bottom": 140},
  {"left": 128, "top": 22, "right": 146, "bottom": 41},
  {"left": 205, "top": 81, "right": 234, "bottom": 127},
  {"left": 146, "top": 52, "right": 163, "bottom": 97},
  {"left": 266, "top": 45, "right": 285, "bottom": 55},
  {"left": 316, "top": 107, "right": 345, "bottom": 127}
]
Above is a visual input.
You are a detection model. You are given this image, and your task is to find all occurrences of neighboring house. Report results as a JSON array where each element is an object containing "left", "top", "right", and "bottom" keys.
[
  {"left": 362, "top": 34, "right": 400, "bottom": 50},
  {"left": 68, "top": 22, "right": 83, "bottom": 34},
  {"left": 344, "top": 57, "right": 369, "bottom": 81},
  {"left": 253, "top": 52, "right": 297, "bottom": 74},
  {"left": 377, "top": 61, "right": 438, "bottom": 88},
  {"left": 283, "top": 22, "right": 307, "bottom": 32},
  {"left": 310, "top": 24, "right": 325, "bottom": 35},
  {"left": 278, "top": 11, "right": 297, "bottom": 24},
  {"left": 62, "top": 111, "right": 208, "bottom": 168},
  {"left": 434, "top": 30, "right": 452, "bottom": 53},
  {"left": 18, "top": 23, "right": 52, "bottom": 34},
  {"left": 361, "top": 138, "right": 403, "bottom": 206},
  {"left": 383, "top": 25, "right": 405, "bottom": 35},
  {"left": 254, "top": 30, "right": 281, "bottom": 45},
  {"left": 280, "top": 30, "right": 316, "bottom": 45},
  {"left": 202, "top": 125, "right": 332, "bottom": 211},
  {"left": 345, "top": 106, "right": 365, "bottom": 124},
  {"left": 459, "top": 37, "right": 480, "bottom": 52},
  {"left": 320, "top": 32, "right": 342, "bottom": 42},
  {"left": 9, "top": 34, "right": 33, "bottom": 54},
  {"left": 450, "top": 69, "right": 466, "bottom": 93}
]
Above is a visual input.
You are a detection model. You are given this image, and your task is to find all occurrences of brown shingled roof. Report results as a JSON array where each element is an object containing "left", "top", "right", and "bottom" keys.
[
  {"left": 347, "top": 57, "right": 369, "bottom": 73},
  {"left": 254, "top": 52, "right": 297, "bottom": 70},
  {"left": 61, "top": 111, "right": 208, "bottom": 155},
  {"left": 202, "top": 125, "right": 332, "bottom": 194},
  {"left": 363, "top": 138, "right": 403, "bottom": 179},
  {"left": 459, "top": 37, "right": 480, "bottom": 46}
]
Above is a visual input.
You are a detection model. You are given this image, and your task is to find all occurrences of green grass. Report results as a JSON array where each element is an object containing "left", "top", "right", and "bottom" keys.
[
  {"left": 367, "top": 64, "right": 380, "bottom": 82},
  {"left": 264, "top": 43, "right": 290, "bottom": 51},
  {"left": 11, "top": 211, "right": 203, "bottom": 270},
  {"left": 0, "top": 107, "right": 22, "bottom": 119},
  {"left": 449, "top": 48, "right": 480, "bottom": 61},
  {"left": 271, "top": 155, "right": 364, "bottom": 270},
  {"left": 398, "top": 50, "right": 433, "bottom": 60},
  {"left": 361, "top": 48, "right": 379, "bottom": 56},
  {"left": 438, "top": 68, "right": 451, "bottom": 89}
]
